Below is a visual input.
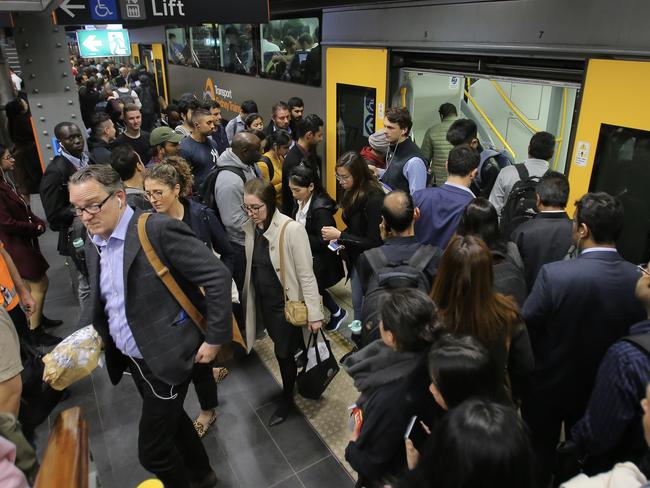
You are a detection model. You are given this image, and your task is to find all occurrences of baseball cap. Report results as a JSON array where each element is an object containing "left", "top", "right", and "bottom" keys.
[{"left": 150, "top": 126, "right": 183, "bottom": 146}]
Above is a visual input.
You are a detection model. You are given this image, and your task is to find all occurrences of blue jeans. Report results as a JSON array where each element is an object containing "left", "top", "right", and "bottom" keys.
[{"left": 350, "top": 263, "right": 363, "bottom": 321}]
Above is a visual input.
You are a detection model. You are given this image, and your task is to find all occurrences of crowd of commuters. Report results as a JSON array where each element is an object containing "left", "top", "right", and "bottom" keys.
[{"left": 1, "top": 56, "right": 649, "bottom": 488}]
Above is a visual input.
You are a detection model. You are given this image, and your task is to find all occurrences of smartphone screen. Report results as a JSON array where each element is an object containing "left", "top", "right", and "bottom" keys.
[
  {"left": 328, "top": 241, "right": 341, "bottom": 252},
  {"left": 404, "top": 416, "right": 417, "bottom": 440}
]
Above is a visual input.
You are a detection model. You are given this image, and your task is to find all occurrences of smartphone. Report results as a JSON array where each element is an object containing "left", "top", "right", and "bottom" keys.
[
  {"left": 404, "top": 415, "right": 427, "bottom": 444},
  {"left": 328, "top": 241, "right": 341, "bottom": 252}
]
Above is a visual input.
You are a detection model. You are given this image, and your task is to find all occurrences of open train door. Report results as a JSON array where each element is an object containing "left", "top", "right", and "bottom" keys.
[
  {"left": 150, "top": 43, "right": 169, "bottom": 104},
  {"left": 325, "top": 48, "right": 388, "bottom": 197},
  {"left": 569, "top": 59, "right": 650, "bottom": 263}
]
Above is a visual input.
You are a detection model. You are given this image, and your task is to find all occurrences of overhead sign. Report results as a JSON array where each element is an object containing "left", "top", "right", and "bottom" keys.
[
  {"left": 55, "top": 0, "right": 269, "bottom": 26},
  {"left": 76, "top": 29, "right": 131, "bottom": 57}
]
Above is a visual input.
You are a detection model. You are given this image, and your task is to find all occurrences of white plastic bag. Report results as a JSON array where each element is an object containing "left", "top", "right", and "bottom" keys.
[{"left": 305, "top": 340, "right": 330, "bottom": 371}]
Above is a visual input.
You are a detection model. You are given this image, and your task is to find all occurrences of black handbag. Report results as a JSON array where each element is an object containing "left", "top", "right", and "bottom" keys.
[{"left": 297, "top": 329, "right": 339, "bottom": 400}]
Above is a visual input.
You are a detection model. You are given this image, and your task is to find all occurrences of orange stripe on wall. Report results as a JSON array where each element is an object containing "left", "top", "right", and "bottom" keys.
[{"left": 29, "top": 116, "right": 46, "bottom": 172}]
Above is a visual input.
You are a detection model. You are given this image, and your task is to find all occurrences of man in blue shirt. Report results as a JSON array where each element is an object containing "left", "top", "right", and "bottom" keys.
[
  {"left": 70, "top": 165, "right": 231, "bottom": 488},
  {"left": 372, "top": 107, "right": 427, "bottom": 195},
  {"left": 569, "top": 263, "right": 650, "bottom": 474},
  {"left": 413, "top": 145, "right": 478, "bottom": 248},
  {"left": 179, "top": 108, "right": 220, "bottom": 192}
]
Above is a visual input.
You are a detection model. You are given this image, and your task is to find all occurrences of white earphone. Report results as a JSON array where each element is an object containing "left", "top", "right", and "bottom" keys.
[{"left": 118, "top": 200, "right": 122, "bottom": 209}]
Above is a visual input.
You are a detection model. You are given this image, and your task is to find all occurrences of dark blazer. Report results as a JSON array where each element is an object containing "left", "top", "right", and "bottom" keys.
[
  {"left": 87, "top": 136, "right": 113, "bottom": 166},
  {"left": 522, "top": 250, "right": 646, "bottom": 418},
  {"left": 290, "top": 191, "right": 344, "bottom": 290},
  {"left": 0, "top": 181, "right": 49, "bottom": 279},
  {"left": 79, "top": 210, "right": 233, "bottom": 386},
  {"left": 413, "top": 183, "right": 474, "bottom": 249},
  {"left": 511, "top": 211, "right": 574, "bottom": 292},
  {"left": 39, "top": 155, "right": 79, "bottom": 255},
  {"left": 185, "top": 198, "right": 234, "bottom": 275},
  {"left": 338, "top": 190, "right": 385, "bottom": 270}
]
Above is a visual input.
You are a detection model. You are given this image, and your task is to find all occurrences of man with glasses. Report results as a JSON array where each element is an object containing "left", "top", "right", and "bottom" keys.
[
  {"left": 562, "top": 262, "right": 650, "bottom": 478},
  {"left": 69, "top": 165, "right": 230, "bottom": 488},
  {"left": 522, "top": 192, "right": 646, "bottom": 484}
]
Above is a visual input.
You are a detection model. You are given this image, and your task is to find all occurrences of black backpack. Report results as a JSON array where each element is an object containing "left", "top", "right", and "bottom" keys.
[
  {"left": 622, "top": 334, "right": 650, "bottom": 357},
  {"left": 500, "top": 164, "right": 542, "bottom": 238},
  {"left": 258, "top": 155, "right": 274, "bottom": 181},
  {"left": 360, "top": 245, "right": 441, "bottom": 347},
  {"left": 199, "top": 165, "right": 247, "bottom": 222}
]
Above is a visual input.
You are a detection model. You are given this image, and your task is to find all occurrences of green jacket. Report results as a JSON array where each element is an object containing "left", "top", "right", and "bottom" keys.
[{"left": 420, "top": 115, "right": 459, "bottom": 186}]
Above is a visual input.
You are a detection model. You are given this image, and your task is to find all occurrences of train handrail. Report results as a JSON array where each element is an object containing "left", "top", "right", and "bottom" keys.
[
  {"left": 553, "top": 87, "right": 568, "bottom": 170},
  {"left": 34, "top": 406, "right": 89, "bottom": 488},
  {"left": 490, "top": 80, "right": 543, "bottom": 135},
  {"left": 464, "top": 85, "right": 516, "bottom": 159}
]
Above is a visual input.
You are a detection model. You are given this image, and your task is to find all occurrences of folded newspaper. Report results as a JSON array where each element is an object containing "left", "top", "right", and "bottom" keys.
[{"left": 42, "top": 325, "right": 103, "bottom": 391}]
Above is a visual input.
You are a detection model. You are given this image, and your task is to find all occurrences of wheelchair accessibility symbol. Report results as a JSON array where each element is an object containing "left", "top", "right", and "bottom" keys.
[{"left": 90, "top": 0, "right": 119, "bottom": 20}]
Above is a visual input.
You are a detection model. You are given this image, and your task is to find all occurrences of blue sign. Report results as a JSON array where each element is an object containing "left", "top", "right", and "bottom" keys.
[
  {"left": 90, "top": 0, "right": 119, "bottom": 21},
  {"left": 77, "top": 29, "right": 131, "bottom": 57}
]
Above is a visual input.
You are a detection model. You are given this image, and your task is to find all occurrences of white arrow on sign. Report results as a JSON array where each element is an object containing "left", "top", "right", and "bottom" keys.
[
  {"left": 82, "top": 35, "right": 103, "bottom": 53},
  {"left": 59, "top": 0, "right": 86, "bottom": 18}
]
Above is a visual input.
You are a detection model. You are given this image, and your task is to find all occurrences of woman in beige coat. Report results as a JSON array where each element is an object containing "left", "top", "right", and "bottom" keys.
[{"left": 242, "top": 178, "right": 323, "bottom": 426}]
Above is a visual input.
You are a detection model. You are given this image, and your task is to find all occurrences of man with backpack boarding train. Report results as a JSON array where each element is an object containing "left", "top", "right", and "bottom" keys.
[
  {"left": 357, "top": 190, "right": 441, "bottom": 347},
  {"left": 489, "top": 131, "right": 556, "bottom": 221}
]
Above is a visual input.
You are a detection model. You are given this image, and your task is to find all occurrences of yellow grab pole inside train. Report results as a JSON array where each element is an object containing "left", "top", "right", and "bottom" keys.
[{"left": 464, "top": 89, "right": 516, "bottom": 159}]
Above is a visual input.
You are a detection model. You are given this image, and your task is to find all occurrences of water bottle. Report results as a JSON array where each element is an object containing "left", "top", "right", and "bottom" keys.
[{"left": 72, "top": 237, "right": 87, "bottom": 275}]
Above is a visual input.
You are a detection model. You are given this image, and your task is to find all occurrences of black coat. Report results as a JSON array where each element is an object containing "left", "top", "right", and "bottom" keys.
[
  {"left": 87, "top": 136, "right": 113, "bottom": 165},
  {"left": 39, "top": 155, "right": 78, "bottom": 255},
  {"left": 291, "top": 192, "right": 344, "bottom": 290},
  {"left": 511, "top": 211, "right": 574, "bottom": 292},
  {"left": 184, "top": 198, "right": 234, "bottom": 275},
  {"left": 338, "top": 190, "right": 385, "bottom": 270},
  {"left": 281, "top": 144, "right": 321, "bottom": 215}
]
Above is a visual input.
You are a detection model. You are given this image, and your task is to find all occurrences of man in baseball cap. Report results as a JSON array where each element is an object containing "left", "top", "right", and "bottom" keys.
[{"left": 148, "top": 126, "right": 183, "bottom": 167}]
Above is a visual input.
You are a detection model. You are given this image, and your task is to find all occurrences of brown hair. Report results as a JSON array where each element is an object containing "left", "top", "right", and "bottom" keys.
[
  {"left": 144, "top": 156, "right": 193, "bottom": 198},
  {"left": 244, "top": 178, "right": 276, "bottom": 227},
  {"left": 430, "top": 235, "right": 520, "bottom": 346},
  {"left": 122, "top": 103, "right": 140, "bottom": 116},
  {"left": 336, "top": 150, "right": 383, "bottom": 212}
]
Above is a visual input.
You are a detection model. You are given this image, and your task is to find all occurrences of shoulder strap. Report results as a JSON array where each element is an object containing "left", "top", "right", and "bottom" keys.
[
  {"left": 514, "top": 163, "right": 530, "bottom": 181},
  {"left": 622, "top": 334, "right": 650, "bottom": 357},
  {"left": 259, "top": 155, "right": 274, "bottom": 181},
  {"left": 137, "top": 213, "right": 207, "bottom": 334},
  {"left": 219, "top": 165, "right": 247, "bottom": 185},
  {"left": 278, "top": 220, "right": 291, "bottom": 302},
  {"left": 364, "top": 247, "right": 389, "bottom": 274},
  {"left": 407, "top": 245, "right": 440, "bottom": 271}
]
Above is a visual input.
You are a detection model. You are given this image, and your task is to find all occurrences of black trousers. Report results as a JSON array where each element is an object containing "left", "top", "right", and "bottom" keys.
[
  {"left": 129, "top": 357, "right": 212, "bottom": 488},
  {"left": 231, "top": 242, "right": 246, "bottom": 335},
  {"left": 192, "top": 362, "right": 218, "bottom": 411}
]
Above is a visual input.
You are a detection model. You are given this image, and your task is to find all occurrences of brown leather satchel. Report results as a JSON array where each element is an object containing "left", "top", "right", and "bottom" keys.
[
  {"left": 137, "top": 213, "right": 246, "bottom": 360},
  {"left": 278, "top": 220, "right": 309, "bottom": 327}
]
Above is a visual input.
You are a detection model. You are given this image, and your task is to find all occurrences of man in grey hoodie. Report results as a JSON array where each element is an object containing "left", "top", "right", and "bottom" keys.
[{"left": 214, "top": 132, "right": 261, "bottom": 322}]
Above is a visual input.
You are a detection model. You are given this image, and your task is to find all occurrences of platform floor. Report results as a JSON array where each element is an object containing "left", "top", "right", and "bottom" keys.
[{"left": 30, "top": 196, "right": 357, "bottom": 488}]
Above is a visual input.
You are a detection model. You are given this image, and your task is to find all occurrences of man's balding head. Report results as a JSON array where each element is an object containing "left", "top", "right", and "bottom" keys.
[
  {"left": 232, "top": 132, "right": 262, "bottom": 165},
  {"left": 381, "top": 190, "right": 417, "bottom": 234}
]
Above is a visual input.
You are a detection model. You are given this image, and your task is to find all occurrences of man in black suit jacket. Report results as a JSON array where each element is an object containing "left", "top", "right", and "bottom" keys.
[
  {"left": 522, "top": 192, "right": 646, "bottom": 480},
  {"left": 511, "top": 172, "right": 574, "bottom": 292},
  {"left": 281, "top": 114, "right": 323, "bottom": 215},
  {"left": 70, "top": 165, "right": 231, "bottom": 488}
]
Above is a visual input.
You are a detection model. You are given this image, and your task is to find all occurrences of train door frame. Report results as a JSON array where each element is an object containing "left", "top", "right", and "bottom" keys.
[
  {"left": 131, "top": 43, "right": 140, "bottom": 66},
  {"left": 566, "top": 58, "right": 650, "bottom": 212},
  {"left": 325, "top": 47, "right": 389, "bottom": 197}
]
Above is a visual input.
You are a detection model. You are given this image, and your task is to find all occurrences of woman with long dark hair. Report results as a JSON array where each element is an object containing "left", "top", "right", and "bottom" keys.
[
  {"left": 456, "top": 197, "right": 527, "bottom": 306},
  {"left": 144, "top": 156, "right": 233, "bottom": 438},
  {"left": 242, "top": 178, "right": 323, "bottom": 426},
  {"left": 430, "top": 235, "right": 533, "bottom": 401},
  {"left": 288, "top": 165, "right": 346, "bottom": 330},
  {"left": 322, "top": 151, "right": 384, "bottom": 323}
]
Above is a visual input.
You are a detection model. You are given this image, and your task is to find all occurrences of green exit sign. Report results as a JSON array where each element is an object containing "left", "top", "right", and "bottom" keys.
[{"left": 76, "top": 29, "right": 131, "bottom": 58}]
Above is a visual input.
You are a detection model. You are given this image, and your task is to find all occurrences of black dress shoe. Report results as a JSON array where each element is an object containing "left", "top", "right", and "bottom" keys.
[
  {"left": 191, "top": 470, "right": 218, "bottom": 488},
  {"left": 40, "top": 316, "right": 63, "bottom": 328},
  {"left": 31, "top": 327, "right": 63, "bottom": 347},
  {"left": 268, "top": 399, "right": 292, "bottom": 427}
]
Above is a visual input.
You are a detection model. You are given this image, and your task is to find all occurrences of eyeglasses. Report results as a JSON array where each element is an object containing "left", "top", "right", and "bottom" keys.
[
  {"left": 336, "top": 174, "right": 351, "bottom": 182},
  {"left": 144, "top": 189, "right": 168, "bottom": 201},
  {"left": 71, "top": 192, "right": 114, "bottom": 216},
  {"left": 1, "top": 153, "right": 14, "bottom": 161},
  {"left": 638, "top": 264, "right": 650, "bottom": 277},
  {"left": 240, "top": 203, "right": 265, "bottom": 214}
]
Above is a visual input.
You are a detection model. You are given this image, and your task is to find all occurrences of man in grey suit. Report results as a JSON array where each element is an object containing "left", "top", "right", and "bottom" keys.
[{"left": 70, "top": 165, "right": 231, "bottom": 488}]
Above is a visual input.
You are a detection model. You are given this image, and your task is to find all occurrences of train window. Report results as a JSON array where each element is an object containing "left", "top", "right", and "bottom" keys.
[
  {"left": 165, "top": 26, "right": 189, "bottom": 66},
  {"left": 189, "top": 24, "right": 220, "bottom": 70},
  {"left": 259, "top": 17, "right": 321, "bottom": 86},
  {"left": 219, "top": 24, "right": 256, "bottom": 75},
  {"left": 397, "top": 70, "right": 577, "bottom": 173},
  {"left": 589, "top": 124, "right": 650, "bottom": 264}
]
